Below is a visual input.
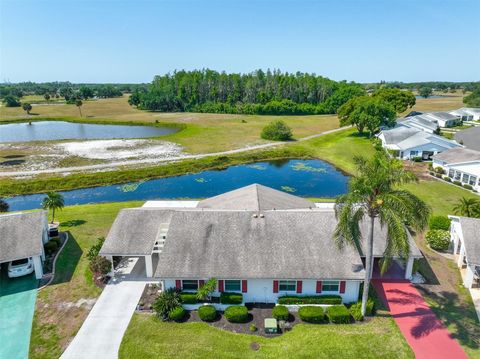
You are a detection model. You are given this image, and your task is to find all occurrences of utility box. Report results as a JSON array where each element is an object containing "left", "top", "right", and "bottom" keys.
[{"left": 264, "top": 318, "right": 278, "bottom": 334}]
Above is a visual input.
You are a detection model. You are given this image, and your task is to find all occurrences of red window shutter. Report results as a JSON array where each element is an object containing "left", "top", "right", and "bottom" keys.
[
  {"left": 296, "top": 280, "right": 302, "bottom": 293},
  {"left": 218, "top": 280, "right": 224, "bottom": 292},
  {"left": 316, "top": 281, "right": 322, "bottom": 293},
  {"left": 175, "top": 280, "right": 181, "bottom": 290},
  {"left": 339, "top": 281, "right": 346, "bottom": 294},
  {"left": 242, "top": 280, "right": 248, "bottom": 293},
  {"left": 273, "top": 280, "right": 279, "bottom": 293},
  {"left": 199, "top": 280, "right": 205, "bottom": 287}
]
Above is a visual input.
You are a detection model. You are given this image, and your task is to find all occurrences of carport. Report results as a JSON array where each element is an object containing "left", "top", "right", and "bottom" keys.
[{"left": 0, "top": 211, "right": 49, "bottom": 280}]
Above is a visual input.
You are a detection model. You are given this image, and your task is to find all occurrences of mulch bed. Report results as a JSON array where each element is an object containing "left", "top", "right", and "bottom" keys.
[{"left": 138, "top": 283, "right": 162, "bottom": 310}]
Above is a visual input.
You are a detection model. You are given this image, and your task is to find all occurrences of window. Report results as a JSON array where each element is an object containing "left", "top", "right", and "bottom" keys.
[
  {"left": 448, "top": 169, "right": 455, "bottom": 178},
  {"left": 182, "top": 280, "right": 198, "bottom": 291},
  {"left": 224, "top": 280, "right": 241, "bottom": 292},
  {"left": 462, "top": 173, "right": 469, "bottom": 184},
  {"left": 454, "top": 171, "right": 461, "bottom": 181},
  {"left": 410, "top": 151, "right": 418, "bottom": 157},
  {"left": 321, "top": 281, "right": 339, "bottom": 292},
  {"left": 279, "top": 280, "right": 296, "bottom": 292},
  {"left": 469, "top": 176, "right": 477, "bottom": 186}
]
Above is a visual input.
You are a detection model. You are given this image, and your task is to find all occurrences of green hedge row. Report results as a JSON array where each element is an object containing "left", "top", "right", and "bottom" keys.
[
  {"left": 180, "top": 292, "right": 198, "bottom": 304},
  {"left": 278, "top": 295, "right": 342, "bottom": 305},
  {"left": 220, "top": 292, "right": 243, "bottom": 304}
]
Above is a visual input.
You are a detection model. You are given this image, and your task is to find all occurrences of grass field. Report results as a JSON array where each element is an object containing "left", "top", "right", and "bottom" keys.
[{"left": 119, "top": 314, "right": 413, "bottom": 359}]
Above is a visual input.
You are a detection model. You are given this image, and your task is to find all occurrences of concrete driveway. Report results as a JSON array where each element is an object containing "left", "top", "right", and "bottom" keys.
[{"left": 60, "top": 278, "right": 151, "bottom": 359}]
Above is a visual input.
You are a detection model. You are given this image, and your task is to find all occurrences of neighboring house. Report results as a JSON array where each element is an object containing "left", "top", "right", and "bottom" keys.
[
  {"left": 432, "top": 148, "right": 480, "bottom": 191},
  {"left": 0, "top": 211, "right": 49, "bottom": 279},
  {"left": 100, "top": 184, "right": 422, "bottom": 304},
  {"left": 422, "top": 112, "right": 461, "bottom": 128},
  {"left": 455, "top": 126, "right": 480, "bottom": 152},
  {"left": 397, "top": 115, "right": 440, "bottom": 134},
  {"left": 378, "top": 126, "right": 462, "bottom": 160},
  {"left": 449, "top": 216, "right": 480, "bottom": 289},
  {"left": 450, "top": 107, "right": 480, "bottom": 122}
]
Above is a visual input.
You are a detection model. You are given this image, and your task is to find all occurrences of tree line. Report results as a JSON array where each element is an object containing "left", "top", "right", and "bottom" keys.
[{"left": 128, "top": 69, "right": 366, "bottom": 115}]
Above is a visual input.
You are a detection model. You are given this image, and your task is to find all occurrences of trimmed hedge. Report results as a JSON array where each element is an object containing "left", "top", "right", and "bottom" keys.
[
  {"left": 168, "top": 306, "right": 186, "bottom": 322},
  {"left": 453, "top": 180, "right": 462, "bottom": 186},
  {"left": 326, "top": 305, "right": 351, "bottom": 324},
  {"left": 278, "top": 295, "right": 342, "bottom": 305},
  {"left": 464, "top": 184, "right": 473, "bottom": 190},
  {"left": 443, "top": 176, "right": 452, "bottom": 182},
  {"left": 349, "top": 299, "right": 376, "bottom": 321},
  {"left": 272, "top": 305, "right": 289, "bottom": 321},
  {"left": 429, "top": 215, "right": 451, "bottom": 231},
  {"left": 224, "top": 305, "right": 249, "bottom": 323},
  {"left": 298, "top": 306, "right": 327, "bottom": 324},
  {"left": 180, "top": 292, "right": 198, "bottom": 304},
  {"left": 198, "top": 305, "right": 217, "bottom": 322},
  {"left": 220, "top": 292, "right": 243, "bottom": 304},
  {"left": 425, "top": 229, "right": 450, "bottom": 250}
]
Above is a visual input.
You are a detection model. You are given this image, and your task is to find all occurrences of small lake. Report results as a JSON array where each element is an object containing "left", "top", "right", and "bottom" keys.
[
  {"left": 0, "top": 121, "right": 178, "bottom": 143},
  {"left": 5, "top": 159, "right": 349, "bottom": 211},
  {"left": 415, "top": 95, "right": 452, "bottom": 99}
]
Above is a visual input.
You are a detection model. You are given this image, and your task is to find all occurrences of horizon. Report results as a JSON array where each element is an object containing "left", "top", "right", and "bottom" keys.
[{"left": 1, "top": 0, "right": 479, "bottom": 83}]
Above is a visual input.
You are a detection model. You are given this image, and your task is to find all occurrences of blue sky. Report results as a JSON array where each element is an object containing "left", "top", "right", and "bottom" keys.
[{"left": 1, "top": 0, "right": 479, "bottom": 83}]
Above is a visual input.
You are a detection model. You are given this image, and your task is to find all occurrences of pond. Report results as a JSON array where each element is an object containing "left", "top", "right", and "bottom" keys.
[
  {"left": 0, "top": 121, "right": 178, "bottom": 143},
  {"left": 5, "top": 159, "right": 349, "bottom": 211},
  {"left": 415, "top": 95, "right": 452, "bottom": 99}
]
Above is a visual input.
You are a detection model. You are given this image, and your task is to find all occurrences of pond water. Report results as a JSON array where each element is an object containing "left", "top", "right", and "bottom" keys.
[
  {"left": 0, "top": 121, "right": 178, "bottom": 142},
  {"left": 415, "top": 95, "right": 452, "bottom": 99},
  {"left": 5, "top": 159, "right": 349, "bottom": 211}
]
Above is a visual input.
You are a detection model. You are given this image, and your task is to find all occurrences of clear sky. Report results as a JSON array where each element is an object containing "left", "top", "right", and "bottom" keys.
[{"left": 1, "top": 0, "right": 479, "bottom": 83}]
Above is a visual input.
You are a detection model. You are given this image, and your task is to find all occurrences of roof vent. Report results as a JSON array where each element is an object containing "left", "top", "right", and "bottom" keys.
[
  {"left": 252, "top": 214, "right": 258, "bottom": 218},
  {"left": 259, "top": 213, "right": 265, "bottom": 218}
]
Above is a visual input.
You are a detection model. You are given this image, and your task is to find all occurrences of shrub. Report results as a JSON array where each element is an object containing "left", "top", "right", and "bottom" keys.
[
  {"left": 89, "top": 255, "right": 111, "bottom": 275},
  {"left": 428, "top": 163, "right": 433, "bottom": 170},
  {"left": 278, "top": 295, "right": 342, "bottom": 305},
  {"left": 168, "top": 306, "right": 186, "bottom": 322},
  {"left": 412, "top": 156, "right": 422, "bottom": 162},
  {"left": 425, "top": 229, "right": 450, "bottom": 250},
  {"left": 51, "top": 237, "right": 62, "bottom": 246},
  {"left": 180, "top": 292, "right": 198, "bottom": 304},
  {"left": 464, "top": 184, "right": 473, "bottom": 190},
  {"left": 224, "top": 305, "right": 249, "bottom": 323},
  {"left": 349, "top": 299, "right": 375, "bottom": 321},
  {"left": 326, "top": 305, "right": 351, "bottom": 324},
  {"left": 453, "top": 180, "right": 462, "bottom": 186},
  {"left": 434, "top": 167, "right": 445, "bottom": 174},
  {"left": 198, "top": 305, "right": 216, "bottom": 322},
  {"left": 44, "top": 240, "right": 58, "bottom": 254},
  {"left": 220, "top": 292, "right": 243, "bottom": 304},
  {"left": 261, "top": 120, "right": 293, "bottom": 141},
  {"left": 86, "top": 237, "right": 106, "bottom": 261},
  {"left": 153, "top": 288, "right": 182, "bottom": 320},
  {"left": 272, "top": 305, "right": 289, "bottom": 321},
  {"left": 428, "top": 215, "right": 451, "bottom": 230},
  {"left": 443, "top": 176, "right": 452, "bottom": 182},
  {"left": 435, "top": 173, "right": 442, "bottom": 178},
  {"left": 249, "top": 324, "right": 257, "bottom": 332},
  {"left": 298, "top": 306, "right": 327, "bottom": 324}
]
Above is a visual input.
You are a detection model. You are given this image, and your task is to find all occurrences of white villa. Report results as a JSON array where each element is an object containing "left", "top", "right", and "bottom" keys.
[
  {"left": 449, "top": 216, "right": 480, "bottom": 289},
  {"left": 378, "top": 126, "right": 462, "bottom": 160},
  {"left": 99, "top": 184, "right": 422, "bottom": 305},
  {"left": 450, "top": 108, "right": 480, "bottom": 122},
  {"left": 422, "top": 112, "right": 461, "bottom": 128},
  {"left": 433, "top": 148, "right": 480, "bottom": 191}
]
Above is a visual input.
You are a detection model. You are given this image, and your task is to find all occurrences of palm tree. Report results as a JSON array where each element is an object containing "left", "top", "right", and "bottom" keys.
[
  {"left": 334, "top": 150, "right": 430, "bottom": 316},
  {"left": 453, "top": 197, "right": 480, "bottom": 218},
  {"left": 42, "top": 192, "right": 65, "bottom": 223},
  {"left": 0, "top": 198, "right": 9, "bottom": 212},
  {"left": 76, "top": 99, "right": 83, "bottom": 117}
]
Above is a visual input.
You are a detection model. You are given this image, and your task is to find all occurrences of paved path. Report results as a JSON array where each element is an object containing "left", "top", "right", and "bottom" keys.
[
  {"left": 0, "top": 126, "right": 349, "bottom": 177},
  {"left": 373, "top": 280, "right": 467, "bottom": 359},
  {"left": 0, "top": 272, "right": 38, "bottom": 359},
  {"left": 60, "top": 279, "right": 150, "bottom": 359}
]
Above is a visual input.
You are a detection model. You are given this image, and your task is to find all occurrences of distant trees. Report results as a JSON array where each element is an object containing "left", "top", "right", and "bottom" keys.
[
  {"left": 22, "top": 102, "right": 32, "bottom": 114},
  {"left": 44, "top": 93, "right": 51, "bottom": 102},
  {"left": 2, "top": 95, "right": 21, "bottom": 107},
  {"left": 79, "top": 86, "right": 94, "bottom": 100},
  {"left": 128, "top": 91, "right": 142, "bottom": 107},
  {"left": 75, "top": 100, "right": 83, "bottom": 117},
  {"left": 337, "top": 96, "right": 396, "bottom": 135},
  {"left": 463, "top": 86, "right": 480, "bottom": 107},
  {"left": 372, "top": 88, "right": 416, "bottom": 113},
  {"left": 261, "top": 120, "right": 293, "bottom": 141},
  {"left": 419, "top": 87, "right": 433, "bottom": 98}
]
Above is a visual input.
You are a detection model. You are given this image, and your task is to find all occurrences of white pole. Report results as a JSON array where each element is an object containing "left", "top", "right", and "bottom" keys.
[
  {"left": 405, "top": 257, "right": 414, "bottom": 280},
  {"left": 33, "top": 256, "right": 43, "bottom": 279},
  {"left": 145, "top": 255, "right": 153, "bottom": 277}
]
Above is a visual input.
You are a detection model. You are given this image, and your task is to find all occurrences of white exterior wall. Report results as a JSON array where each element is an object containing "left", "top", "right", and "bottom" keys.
[
  {"left": 434, "top": 162, "right": 480, "bottom": 191},
  {"left": 397, "top": 143, "right": 448, "bottom": 160},
  {"left": 163, "top": 278, "right": 361, "bottom": 304}
]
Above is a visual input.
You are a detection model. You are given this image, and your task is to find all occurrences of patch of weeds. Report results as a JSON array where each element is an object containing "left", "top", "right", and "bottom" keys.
[
  {"left": 194, "top": 177, "right": 208, "bottom": 183},
  {"left": 247, "top": 164, "right": 267, "bottom": 170},
  {"left": 118, "top": 181, "right": 144, "bottom": 192},
  {"left": 281, "top": 186, "right": 296, "bottom": 193},
  {"left": 291, "top": 162, "right": 326, "bottom": 173}
]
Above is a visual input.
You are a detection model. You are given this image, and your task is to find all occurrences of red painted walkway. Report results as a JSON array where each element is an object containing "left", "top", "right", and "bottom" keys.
[{"left": 373, "top": 280, "right": 467, "bottom": 359}]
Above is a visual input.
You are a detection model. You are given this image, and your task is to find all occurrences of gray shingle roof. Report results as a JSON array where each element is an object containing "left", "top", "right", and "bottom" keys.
[
  {"left": 399, "top": 116, "right": 439, "bottom": 132},
  {"left": 99, "top": 208, "right": 174, "bottom": 256},
  {"left": 429, "top": 112, "right": 458, "bottom": 121},
  {"left": 459, "top": 217, "right": 480, "bottom": 265},
  {"left": 0, "top": 211, "right": 47, "bottom": 263},
  {"left": 155, "top": 210, "right": 365, "bottom": 280},
  {"left": 197, "top": 184, "right": 315, "bottom": 211},
  {"left": 381, "top": 127, "right": 460, "bottom": 151},
  {"left": 382, "top": 127, "right": 421, "bottom": 145},
  {"left": 433, "top": 147, "right": 480, "bottom": 164}
]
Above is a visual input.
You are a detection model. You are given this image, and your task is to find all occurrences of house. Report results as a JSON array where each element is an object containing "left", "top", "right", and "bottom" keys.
[
  {"left": 449, "top": 216, "right": 480, "bottom": 289},
  {"left": 100, "top": 184, "right": 422, "bottom": 304},
  {"left": 455, "top": 126, "right": 480, "bottom": 152},
  {"left": 397, "top": 115, "right": 440, "bottom": 134},
  {"left": 432, "top": 148, "right": 480, "bottom": 190},
  {"left": 450, "top": 108, "right": 480, "bottom": 122},
  {"left": 422, "top": 112, "right": 461, "bottom": 128},
  {"left": 377, "top": 126, "right": 462, "bottom": 160},
  {"left": 0, "top": 211, "right": 49, "bottom": 279}
]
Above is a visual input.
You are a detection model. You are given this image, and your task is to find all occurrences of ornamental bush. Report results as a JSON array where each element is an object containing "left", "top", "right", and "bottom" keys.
[
  {"left": 198, "top": 305, "right": 217, "bottom": 322},
  {"left": 224, "top": 305, "right": 249, "bottom": 323},
  {"left": 261, "top": 120, "right": 293, "bottom": 141},
  {"left": 425, "top": 229, "right": 450, "bottom": 250},
  {"left": 153, "top": 288, "right": 182, "bottom": 320},
  {"left": 44, "top": 240, "right": 58, "bottom": 254},
  {"left": 428, "top": 215, "right": 451, "bottom": 231},
  {"left": 220, "top": 292, "right": 243, "bottom": 304},
  {"left": 278, "top": 295, "right": 342, "bottom": 305},
  {"left": 168, "top": 306, "right": 186, "bottom": 322},
  {"left": 464, "top": 184, "right": 473, "bottom": 190},
  {"left": 298, "top": 306, "right": 327, "bottom": 323},
  {"left": 443, "top": 176, "right": 452, "bottom": 182},
  {"left": 180, "top": 292, "right": 198, "bottom": 304},
  {"left": 89, "top": 256, "right": 111, "bottom": 276},
  {"left": 272, "top": 305, "right": 289, "bottom": 321},
  {"left": 326, "top": 305, "right": 351, "bottom": 324},
  {"left": 349, "top": 299, "right": 375, "bottom": 321},
  {"left": 453, "top": 180, "right": 462, "bottom": 186}
]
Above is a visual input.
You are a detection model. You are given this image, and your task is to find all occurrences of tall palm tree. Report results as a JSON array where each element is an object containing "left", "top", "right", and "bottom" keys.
[
  {"left": 334, "top": 150, "right": 430, "bottom": 316},
  {"left": 42, "top": 192, "right": 65, "bottom": 223},
  {"left": 452, "top": 197, "right": 480, "bottom": 218},
  {"left": 0, "top": 198, "right": 9, "bottom": 212}
]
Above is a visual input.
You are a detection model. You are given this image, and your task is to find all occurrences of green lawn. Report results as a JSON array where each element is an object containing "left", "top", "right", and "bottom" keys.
[{"left": 119, "top": 314, "right": 413, "bottom": 359}]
